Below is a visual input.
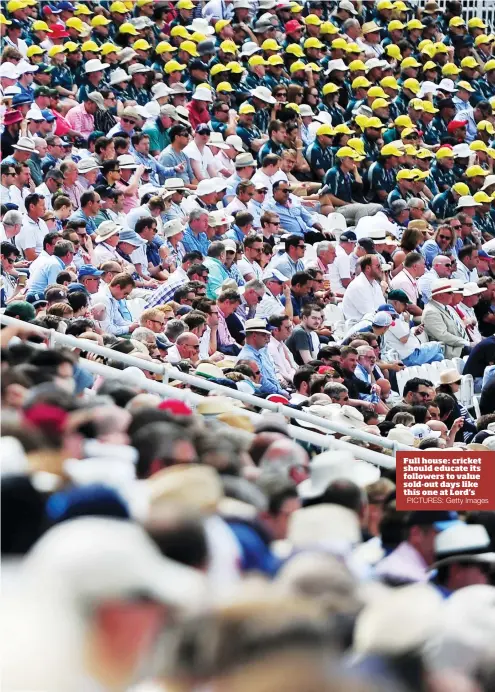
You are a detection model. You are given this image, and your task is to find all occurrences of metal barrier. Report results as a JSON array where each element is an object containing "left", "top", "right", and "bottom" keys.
[{"left": 0, "top": 315, "right": 411, "bottom": 464}]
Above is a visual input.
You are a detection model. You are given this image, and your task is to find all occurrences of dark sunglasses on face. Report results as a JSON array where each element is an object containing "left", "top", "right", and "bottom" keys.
[
  {"left": 438, "top": 234, "right": 451, "bottom": 240},
  {"left": 122, "top": 118, "right": 136, "bottom": 125}
]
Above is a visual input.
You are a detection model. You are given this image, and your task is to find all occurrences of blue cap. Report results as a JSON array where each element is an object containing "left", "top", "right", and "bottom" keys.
[
  {"left": 176, "top": 305, "right": 193, "bottom": 316},
  {"left": 377, "top": 303, "right": 398, "bottom": 315},
  {"left": 58, "top": 1, "right": 76, "bottom": 10},
  {"left": 41, "top": 108, "right": 56, "bottom": 123},
  {"left": 340, "top": 230, "right": 357, "bottom": 242},
  {"left": 46, "top": 484, "right": 129, "bottom": 523},
  {"left": 478, "top": 249, "right": 491, "bottom": 259},
  {"left": 12, "top": 93, "right": 33, "bottom": 106},
  {"left": 78, "top": 264, "right": 104, "bottom": 278},
  {"left": 67, "top": 282, "right": 88, "bottom": 294},
  {"left": 156, "top": 336, "right": 172, "bottom": 350},
  {"left": 118, "top": 229, "right": 146, "bottom": 246},
  {"left": 47, "top": 4, "right": 62, "bottom": 12},
  {"left": 4, "top": 203, "right": 19, "bottom": 211}
]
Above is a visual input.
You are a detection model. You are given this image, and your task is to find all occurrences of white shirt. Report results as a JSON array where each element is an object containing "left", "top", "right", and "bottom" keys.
[
  {"left": 237, "top": 255, "right": 263, "bottom": 280},
  {"left": 35, "top": 182, "right": 53, "bottom": 211},
  {"left": 342, "top": 272, "right": 384, "bottom": 323},
  {"left": 8, "top": 184, "right": 30, "bottom": 211},
  {"left": 453, "top": 262, "right": 478, "bottom": 283},
  {"left": 130, "top": 245, "right": 150, "bottom": 277},
  {"left": 328, "top": 246, "right": 352, "bottom": 295},
  {"left": 199, "top": 325, "right": 211, "bottom": 360},
  {"left": 256, "top": 288, "right": 285, "bottom": 320},
  {"left": 251, "top": 169, "right": 277, "bottom": 199},
  {"left": 16, "top": 216, "right": 49, "bottom": 257},
  {"left": 166, "top": 344, "right": 181, "bottom": 363},
  {"left": 268, "top": 336, "right": 297, "bottom": 383},
  {"left": 383, "top": 313, "right": 420, "bottom": 360},
  {"left": 183, "top": 142, "right": 215, "bottom": 178},
  {"left": 215, "top": 150, "right": 235, "bottom": 177},
  {"left": 1, "top": 185, "right": 11, "bottom": 204},
  {"left": 224, "top": 197, "right": 247, "bottom": 215}
]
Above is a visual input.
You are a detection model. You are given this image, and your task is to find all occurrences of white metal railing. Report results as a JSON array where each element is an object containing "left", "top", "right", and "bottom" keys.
[{"left": 0, "top": 315, "right": 412, "bottom": 462}]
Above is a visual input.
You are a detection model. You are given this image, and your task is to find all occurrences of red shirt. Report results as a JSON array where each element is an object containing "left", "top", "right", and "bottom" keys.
[{"left": 187, "top": 101, "right": 211, "bottom": 132}]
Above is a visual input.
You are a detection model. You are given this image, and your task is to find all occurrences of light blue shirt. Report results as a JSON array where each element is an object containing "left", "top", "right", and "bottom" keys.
[
  {"left": 182, "top": 225, "right": 209, "bottom": 256},
  {"left": 69, "top": 208, "right": 97, "bottom": 235},
  {"left": 456, "top": 107, "right": 477, "bottom": 143},
  {"left": 224, "top": 224, "right": 246, "bottom": 243},
  {"left": 263, "top": 199, "right": 315, "bottom": 238},
  {"left": 224, "top": 172, "right": 242, "bottom": 198},
  {"left": 271, "top": 252, "right": 305, "bottom": 279},
  {"left": 27, "top": 255, "right": 65, "bottom": 294},
  {"left": 247, "top": 198, "right": 263, "bottom": 229},
  {"left": 237, "top": 343, "right": 285, "bottom": 395},
  {"left": 158, "top": 145, "right": 195, "bottom": 185},
  {"left": 418, "top": 269, "right": 439, "bottom": 304},
  {"left": 130, "top": 148, "right": 177, "bottom": 186},
  {"left": 203, "top": 256, "right": 229, "bottom": 300}
]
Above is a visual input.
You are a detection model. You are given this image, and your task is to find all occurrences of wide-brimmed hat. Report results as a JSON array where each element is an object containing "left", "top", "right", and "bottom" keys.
[
  {"left": 287, "top": 504, "right": 362, "bottom": 548},
  {"left": 147, "top": 464, "right": 222, "bottom": 514},
  {"left": 235, "top": 152, "right": 257, "bottom": 169},
  {"left": 250, "top": 85, "right": 276, "bottom": 104},
  {"left": 387, "top": 424, "right": 416, "bottom": 446},
  {"left": 208, "top": 131, "right": 230, "bottom": 150},
  {"left": 244, "top": 318, "right": 271, "bottom": 335},
  {"left": 431, "top": 278, "right": 454, "bottom": 297},
  {"left": 94, "top": 221, "right": 122, "bottom": 243},
  {"left": 162, "top": 219, "right": 184, "bottom": 239},
  {"left": 430, "top": 524, "right": 495, "bottom": 570},
  {"left": 107, "top": 67, "right": 131, "bottom": 86},
  {"left": 439, "top": 369, "right": 462, "bottom": 385},
  {"left": 194, "top": 363, "right": 224, "bottom": 380},
  {"left": 463, "top": 282, "right": 485, "bottom": 297},
  {"left": 330, "top": 404, "right": 366, "bottom": 430},
  {"left": 77, "top": 157, "right": 101, "bottom": 173},
  {"left": 84, "top": 58, "right": 109, "bottom": 74},
  {"left": 12, "top": 137, "right": 39, "bottom": 154},
  {"left": 117, "top": 154, "right": 138, "bottom": 169},
  {"left": 163, "top": 177, "right": 186, "bottom": 192},
  {"left": 215, "top": 278, "right": 243, "bottom": 296},
  {"left": 297, "top": 404, "right": 340, "bottom": 434},
  {"left": 3, "top": 110, "right": 23, "bottom": 126},
  {"left": 297, "top": 450, "right": 380, "bottom": 499},
  {"left": 196, "top": 395, "right": 245, "bottom": 415}
]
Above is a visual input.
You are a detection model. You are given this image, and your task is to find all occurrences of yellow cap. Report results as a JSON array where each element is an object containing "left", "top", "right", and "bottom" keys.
[
  {"left": 156, "top": 41, "right": 177, "bottom": 55},
  {"left": 290, "top": 1, "right": 304, "bottom": 11},
  {"left": 403, "top": 78, "right": 420, "bottom": 94},
  {"left": 368, "top": 86, "right": 388, "bottom": 98},
  {"left": 239, "top": 103, "right": 256, "bottom": 115},
  {"left": 331, "top": 38, "right": 348, "bottom": 50},
  {"left": 470, "top": 140, "right": 488, "bottom": 152},
  {"left": 304, "top": 37, "right": 324, "bottom": 49},
  {"left": 349, "top": 60, "right": 367, "bottom": 72},
  {"left": 461, "top": 56, "right": 479, "bottom": 69},
  {"left": 423, "top": 61, "right": 437, "bottom": 71},
  {"left": 322, "top": 82, "right": 340, "bottom": 95},
  {"left": 304, "top": 13, "right": 322, "bottom": 26},
  {"left": 422, "top": 100, "right": 439, "bottom": 114},
  {"left": 404, "top": 144, "right": 418, "bottom": 156},
  {"left": 365, "top": 116, "right": 386, "bottom": 129},
  {"left": 468, "top": 17, "right": 487, "bottom": 29},
  {"left": 74, "top": 3, "right": 93, "bottom": 15},
  {"left": 394, "top": 0, "right": 408, "bottom": 10},
  {"left": 457, "top": 80, "right": 476, "bottom": 93},
  {"left": 386, "top": 45, "right": 402, "bottom": 61},
  {"left": 442, "top": 62, "right": 461, "bottom": 76},
  {"left": 397, "top": 169, "right": 417, "bottom": 180},
  {"left": 284, "top": 103, "right": 299, "bottom": 114},
  {"left": 475, "top": 34, "right": 494, "bottom": 46},
  {"left": 133, "top": 38, "right": 152, "bottom": 51},
  {"left": 64, "top": 41, "right": 80, "bottom": 53},
  {"left": 409, "top": 98, "right": 425, "bottom": 111},
  {"left": 347, "top": 138, "right": 365, "bottom": 155},
  {"left": 267, "top": 54, "right": 284, "bottom": 66},
  {"left": 110, "top": 1, "right": 128, "bottom": 12},
  {"left": 48, "top": 45, "right": 67, "bottom": 57},
  {"left": 210, "top": 63, "right": 229, "bottom": 76},
  {"left": 164, "top": 60, "right": 187, "bottom": 74},
  {"left": 6, "top": 0, "right": 27, "bottom": 11},
  {"left": 377, "top": 0, "right": 394, "bottom": 9},
  {"left": 32, "top": 20, "right": 50, "bottom": 31},
  {"left": 418, "top": 39, "right": 433, "bottom": 51},
  {"left": 345, "top": 43, "right": 363, "bottom": 53},
  {"left": 395, "top": 114, "right": 413, "bottom": 127},
  {"left": 478, "top": 119, "right": 495, "bottom": 134},
  {"left": 118, "top": 22, "right": 139, "bottom": 35},
  {"left": 401, "top": 56, "right": 421, "bottom": 69},
  {"left": 453, "top": 182, "right": 471, "bottom": 195},
  {"left": 26, "top": 45, "right": 46, "bottom": 57},
  {"left": 197, "top": 82, "right": 212, "bottom": 90},
  {"left": 248, "top": 55, "right": 267, "bottom": 67},
  {"left": 466, "top": 165, "right": 489, "bottom": 177},
  {"left": 401, "top": 127, "right": 417, "bottom": 139},
  {"left": 411, "top": 168, "right": 429, "bottom": 180},
  {"left": 388, "top": 20, "right": 404, "bottom": 31},
  {"left": 416, "top": 148, "right": 434, "bottom": 159},
  {"left": 337, "top": 146, "right": 364, "bottom": 161},
  {"left": 334, "top": 123, "right": 355, "bottom": 135},
  {"left": 352, "top": 76, "right": 371, "bottom": 89},
  {"left": 189, "top": 31, "right": 206, "bottom": 43},
  {"left": 227, "top": 61, "right": 245, "bottom": 74},
  {"left": 421, "top": 45, "right": 436, "bottom": 59},
  {"left": 407, "top": 19, "right": 425, "bottom": 30},
  {"left": 215, "top": 19, "right": 231, "bottom": 33},
  {"left": 260, "top": 39, "right": 280, "bottom": 52},
  {"left": 99, "top": 42, "right": 118, "bottom": 56},
  {"left": 81, "top": 40, "right": 100, "bottom": 52},
  {"left": 66, "top": 17, "right": 85, "bottom": 31},
  {"left": 316, "top": 124, "right": 334, "bottom": 137},
  {"left": 216, "top": 81, "right": 233, "bottom": 92},
  {"left": 436, "top": 147, "right": 455, "bottom": 159},
  {"left": 372, "top": 98, "right": 390, "bottom": 111},
  {"left": 307, "top": 62, "right": 322, "bottom": 72},
  {"left": 485, "top": 59, "right": 495, "bottom": 72},
  {"left": 91, "top": 14, "right": 112, "bottom": 27},
  {"left": 290, "top": 60, "right": 307, "bottom": 73},
  {"left": 220, "top": 39, "right": 238, "bottom": 54},
  {"left": 170, "top": 26, "right": 190, "bottom": 39},
  {"left": 285, "top": 43, "right": 305, "bottom": 58},
  {"left": 179, "top": 40, "right": 198, "bottom": 56},
  {"left": 380, "top": 76, "right": 399, "bottom": 90},
  {"left": 473, "top": 190, "right": 492, "bottom": 203},
  {"left": 449, "top": 16, "right": 465, "bottom": 27},
  {"left": 354, "top": 114, "right": 369, "bottom": 130},
  {"left": 177, "top": 0, "right": 194, "bottom": 7},
  {"left": 320, "top": 21, "right": 339, "bottom": 35}
]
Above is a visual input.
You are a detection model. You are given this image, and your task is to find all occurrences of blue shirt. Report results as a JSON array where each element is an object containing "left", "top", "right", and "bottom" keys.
[
  {"left": 203, "top": 256, "right": 229, "bottom": 300},
  {"left": 223, "top": 224, "right": 246, "bottom": 243},
  {"left": 182, "top": 225, "right": 209, "bottom": 256},
  {"left": 158, "top": 145, "right": 195, "bottom": 185},
  {"left": 271, "top": 252, "right": 305, "bottom": 279},
  {"left": 68, "top": 209, "right": 97, "bottom": 235},
  {"left": 27, "top": 255, "right": 65, "bottom": 294},
  {"left": 130, "top": 148, "right": 177, "bottom": 186},
  {"left": 237, "top": 343, "right": 285, "bottom": 395},
  {"left": 324, "top": 165, "right": 353, "bottom": 203},
  {"left": 263, "top": 199, "right": 314, "bottom": 238}
]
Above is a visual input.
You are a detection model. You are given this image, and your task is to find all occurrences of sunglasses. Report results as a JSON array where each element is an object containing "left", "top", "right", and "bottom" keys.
[
  {"left": 438, "top": 234, "right": 451, "bottom": 240},
  {"left": 5, "top": 257, "right": 15, "bottom": 264},
  {"left": 122, "top": 118, "right": 137, "bottom": 125},
  {"left": 280, "top": 188, "right": 291, "bottom": 194}
]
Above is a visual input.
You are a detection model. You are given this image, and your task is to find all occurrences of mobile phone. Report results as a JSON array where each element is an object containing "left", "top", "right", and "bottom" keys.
[{"left": 18, "top": 275, "right": 27, "bottom": 286}]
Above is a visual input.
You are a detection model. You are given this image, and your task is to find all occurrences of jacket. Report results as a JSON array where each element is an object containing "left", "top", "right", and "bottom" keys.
[{"left": 421, "top": 300, "right": 468, "bottom": 359}]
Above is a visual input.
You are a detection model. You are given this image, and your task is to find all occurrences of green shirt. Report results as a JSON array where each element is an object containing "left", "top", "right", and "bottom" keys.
[{"left": 143, "top": 119, "right": 171, "bottom": 154}]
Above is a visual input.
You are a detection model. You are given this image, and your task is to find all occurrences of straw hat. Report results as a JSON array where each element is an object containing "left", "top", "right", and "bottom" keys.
[
  {"left": 288, "top": 504, "right": 362, "bottom": 548},
  {"left": 147, "top": 464, "right": 222, "bottom": 514},
  {"left": 439, "top": 369, "right": 462, "bottom": 385}
]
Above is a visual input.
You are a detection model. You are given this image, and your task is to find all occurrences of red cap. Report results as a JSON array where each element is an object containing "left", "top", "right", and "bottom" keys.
[
  {"left": 158, "top": 399, "right": 193, "bottom": 416},
  {"left": 285, "top": 19, "right": 303, "bottom": 33},
  {"left": 447, "top": 119, "right": 468, "bottom": 133},
  {"left": 266, "top": 394, "right": 290, "bottom": 405},
  {"left": 49, "top": 24, "right": 70, "bottom": 38},
  {"left": 24, "top": 404, "right": 68, "bottom": 434}
]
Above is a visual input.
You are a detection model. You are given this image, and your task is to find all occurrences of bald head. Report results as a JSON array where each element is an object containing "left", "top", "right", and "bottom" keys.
[
  {"left": 176, "top": 331, "right": 200, "bottom": 360},
  {"left": 432, "top": 255, "right": 453, "bottom": 279}
]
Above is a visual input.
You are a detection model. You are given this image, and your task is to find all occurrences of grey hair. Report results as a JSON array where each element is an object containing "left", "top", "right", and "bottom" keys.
[
  {"left": 3, "top": 210, "right": 23, "bottom": 226},
  {"left": 189, "top": 208, "right": 209, "bottom": 222},
  {"left": 207, "top": 241, "right": 226, "bottom": 259},
  {"left": 316, "top": 240, "right": 333, "bottom": 256},
  {"left": 342, "top": 18, "right": 360, "bottom": 29},
  {"left": 165, "top": 319, "right": 186, "bottom": 341},
  {"left": 390, "top": 199, "right": 408, "bottom": 215},
  {"left": 131, "top": 327, "right": 156, "bottom": 344},
  {"left": 244, "top": 278, "right": 264, "bottom": 293},
  {"left": 324, "top": 383, "right": 348, "bottom": 399},
  {"left": 408, "top": 197, "right": 426, "bottom": 209}
]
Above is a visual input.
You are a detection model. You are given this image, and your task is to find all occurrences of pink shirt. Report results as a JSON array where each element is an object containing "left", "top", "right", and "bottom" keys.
[
  {"left": 390, "top": 268, "right": 419, "bottom": 304},
  {"left": 374, "top": 541, "right": 429, "bottom": 584},
  {"left": 115, "top": 180, "right": 139, "bottom": 215},
  {"left": 65, "top": 103, "right": 95, "bottom": 139}
]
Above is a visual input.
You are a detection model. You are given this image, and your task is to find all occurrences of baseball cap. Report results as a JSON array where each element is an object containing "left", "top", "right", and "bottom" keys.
[
  {"left": 387, "top": 289, "right": 411, "bottom": 303},
  {"left": 339, "top": 230, "right": 357, "bottom": 242},
  {"left": 78, "top": 264, "right": 104, "bottom": 278}
]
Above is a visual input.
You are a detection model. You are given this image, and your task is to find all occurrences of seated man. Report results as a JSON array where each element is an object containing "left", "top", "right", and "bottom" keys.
[
  {"left": 285, "top": 303, "right": 323, "bottom": 366},
  {"left": 237, "top": 318, "right": 287, "bottom": 396}
]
